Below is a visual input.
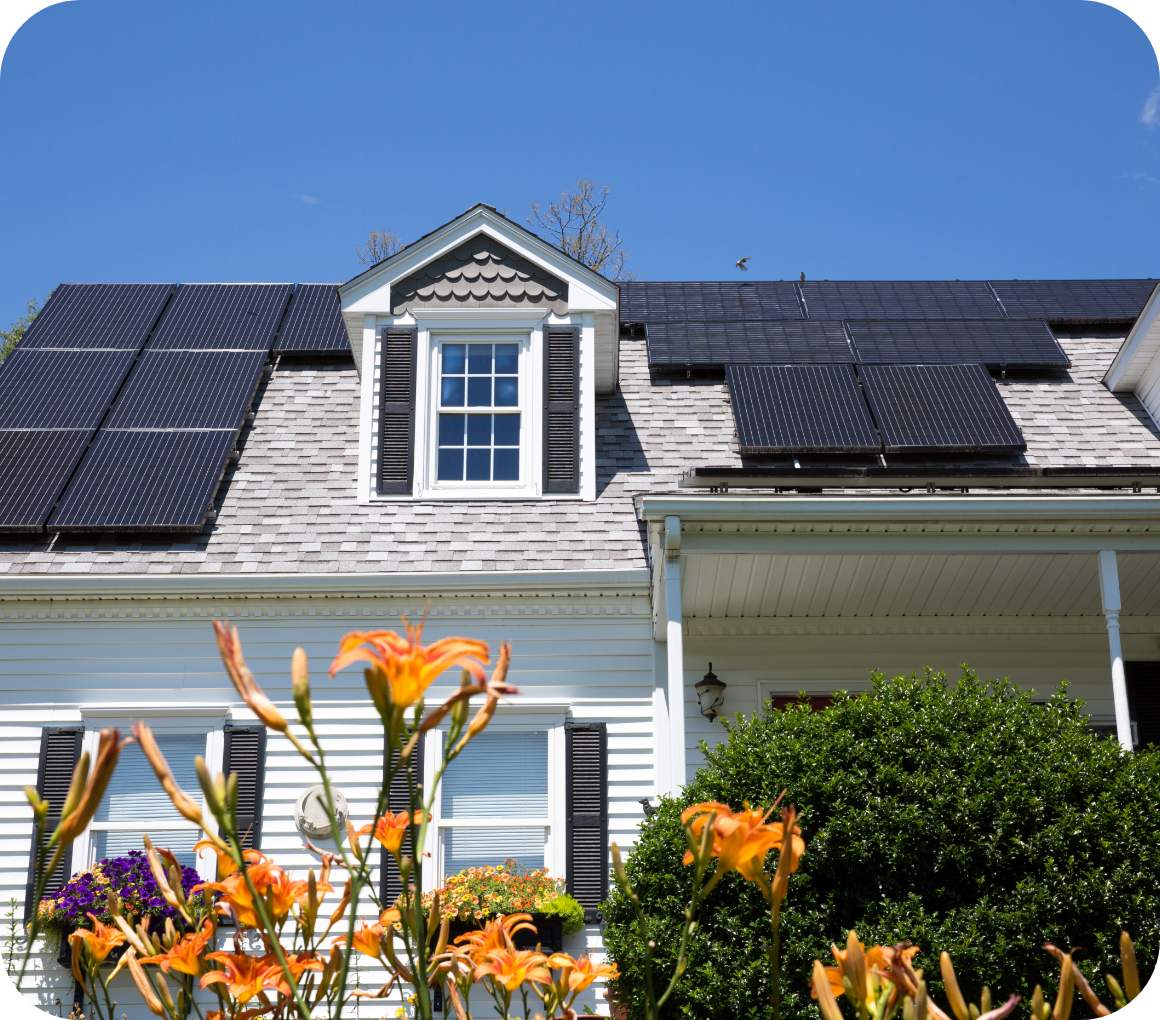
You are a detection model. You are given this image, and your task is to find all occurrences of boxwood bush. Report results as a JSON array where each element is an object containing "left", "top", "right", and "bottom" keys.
[{"left": 601, "top": 668, "right": 1160, "bottom": 1019}]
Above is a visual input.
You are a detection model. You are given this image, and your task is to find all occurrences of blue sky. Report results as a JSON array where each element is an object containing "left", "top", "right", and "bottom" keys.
[{"left": 0, "top": 1, "right": 1158, "bottom": 325}]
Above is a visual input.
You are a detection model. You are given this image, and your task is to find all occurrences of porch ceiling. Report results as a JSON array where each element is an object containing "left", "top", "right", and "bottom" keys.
[{"left": 681, "top": 550, "right": 1160, "bottom": 618}]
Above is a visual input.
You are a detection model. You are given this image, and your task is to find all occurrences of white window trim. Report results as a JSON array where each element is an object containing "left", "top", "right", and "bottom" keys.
[
  {"left": 76, "top": 706, "right": 229, "bottom": 881},
  {"left": 423, "top": 711, "right": 567, "bottom": 884}
]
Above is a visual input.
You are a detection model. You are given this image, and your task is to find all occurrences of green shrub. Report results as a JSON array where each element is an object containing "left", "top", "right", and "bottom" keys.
[
  {"left": 545, "top": 893, "right": 587, "bottom": 935},
  {"left": 601, "top": 667, "right": 1160, "bottom": 1019}
]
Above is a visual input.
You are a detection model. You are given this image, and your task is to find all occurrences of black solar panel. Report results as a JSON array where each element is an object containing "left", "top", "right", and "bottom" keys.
[
  {"left": 726, "top": 365, "right": 879, "bottom": 453},
  {"left": 0, "top": 430, "right": 93, "bottom": 531},
  {"left": 858, "top": 364, "right": 1025, "bottom": 453},
  {"left": 620, "top": 282, "right": 803, "bottom": 322},
  {"left": 0, "top": 349, "right": 138, "bottom": 428},
  {"left": 49, "top": 429, "right": 236, "bottom": 531},
  {"left": 646, "top": 320, "right": 851, "bottom": 366},
  {"left": 275, "top": 284, "right": 350, "bottom": 352},
  {"left": 104, "top": 351, "right": 268, "bottom": 429},
  {"left": 147, "top": 284, "right": 292, "bottom": 350},
  {"left": 797, "top": 280, "right": 1005, "bottom": 319},
  {"left": 848, "top": 319, "right": 1069, "bottom": 368},
  {"left": 989, "top": 280, "right": 1156, "bottom": 321},
  {"left": 19, "top": 283, "right": 174, "bottom": 349}
]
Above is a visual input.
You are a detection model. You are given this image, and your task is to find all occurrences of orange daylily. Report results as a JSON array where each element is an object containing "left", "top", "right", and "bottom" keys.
[
  {"left": 68, "top": 913, "right": 127, "bottom": 979},
  {"left": 546, "top": 952, "right": 620, "bottom": 995},
  {"left": 475, "top": 948, "right": 551, "bottom": 992},
  {"left": 195, "top": 860, "right": 321, "bottom": 927},
  {"left": 150, "top": 920, "right": 215, "bottom": 977},
  {"left": 453, "top": 913, "right": 538, "bottom": 963},
  {"left": 681, "top": 801, "right": 790, "bottom": 888},
  {"left": 333, "top": 922, "right": 384, "bottom": 961},
  {"left": 194, "top": 839, "right": 247, "bottom": 880},
  {"left": 330, "top": 622, "right": 490, "bottom": 713},
  {"left": 201, "top": 952, "right": 285, "bottom": 1004},
  {"left": 815, "top": 939, "right": 920, "bottom": 1006},
  {"left": 358, "top": 810, "right": 425, "bottom": 858},
  {"left": 272, "top": 952, "right": 325, "bottom": 997}
]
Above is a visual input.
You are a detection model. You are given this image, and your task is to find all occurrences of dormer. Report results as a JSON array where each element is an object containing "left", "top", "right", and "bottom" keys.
[
  {"left": 339, "top": 205, "right": 619, "bottom": 502},
  {"left": 1104, "top": 281, "right": 1160, "bottom": 427}
]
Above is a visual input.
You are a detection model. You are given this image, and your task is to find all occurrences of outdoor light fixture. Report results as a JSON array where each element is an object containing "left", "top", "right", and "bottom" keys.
[{"left": 695, "top": 663, "right": 727, "bottom": 721}]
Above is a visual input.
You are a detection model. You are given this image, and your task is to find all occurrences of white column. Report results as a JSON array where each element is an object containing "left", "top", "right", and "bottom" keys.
[
  {"left": 652, "top": 642, "right": 671, "bottom": 798},
  {"left": 664, "top": 516, "right": 686, "bottom": 791},
  {"left": 1098, "top": 550, "right": 1134, "bottom": 751}
]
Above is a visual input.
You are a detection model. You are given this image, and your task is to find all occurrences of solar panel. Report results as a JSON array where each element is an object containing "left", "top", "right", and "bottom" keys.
[
  {"left": 989, "top": 280, "right": 1157, "bottom": 321},
  {"left": 798, "top": 281, "right": 1005, "bottom": 319},
  {"left": 726, "top": 365, "right": 879, "bottom": 453},
  {"left": 48, "top": 429, "right": 236, "bottom": 531},
  {"left": 0, "top": 430, "right": 93, "bottom": 531},
  {"left": 0, "top": 349, "right": 138, "bottom": 428},
  {"left": 104, "top": 351, "right": 268, "bottom": 429},
  {"left": 847, "top": 319, "right": 1069, "bottom": 368},
  {"left": 646, "top": 320, "right": 852, "bottom": 366},
  {"left": 19, "top": 283, "right": 174, "bottom": 349},
  {"left": 275, "top": 284, "right": 350, "bottom": 352},
  {"left": 147, "top": 284, "right": 292, "bottom": 350},
  {"left": 620, "top": 282, "right": 803, "bottom": 322},
  {"left": 858, "top": 364, "right": 1025, "bottom": 453}
]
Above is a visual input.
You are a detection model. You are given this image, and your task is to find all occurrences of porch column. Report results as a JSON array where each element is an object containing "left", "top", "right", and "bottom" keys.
[
  {"left": 1098, "top": 550, "right": 1134, "bottom": 751},
  {"left": 664, "top": 516, "right": 686, "bottom": 790}
]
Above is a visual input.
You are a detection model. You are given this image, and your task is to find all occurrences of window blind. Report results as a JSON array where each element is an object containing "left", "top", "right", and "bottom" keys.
[
  {"left": 442, "top": 827, "right": 546, "bottom": 873},
  {"left": 96, "top": 734, "right": 204, "bottom": 823},
  {"left": 441, "top": 731, "right": 548, "bottom": 818}
]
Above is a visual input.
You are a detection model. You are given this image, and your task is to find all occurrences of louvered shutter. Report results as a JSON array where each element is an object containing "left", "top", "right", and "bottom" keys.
[
  {"left": 24, "top": 726, "right": 84, "bottom": 922},
  {"left": 1126, "top": 661, "right": 1160, "bottom": 749},
  {"left": 378, "top": 327, "right": 418, "bottom": 495},
  {"left": 223, "top": 724, "right": 267, "bottom": 850},
  {"left": 542, "top": 326, "right": 580, "bottom": 493},
  {"left": 380, "top": 733, "right": 425, "bottom": 905},
  {"left": 566, "top": 722, "right": 607, "bottom": 922}
]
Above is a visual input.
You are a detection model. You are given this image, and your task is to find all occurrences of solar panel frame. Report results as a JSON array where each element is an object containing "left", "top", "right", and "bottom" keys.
[
  {"left": 988, "top": 280, "right": 1157, "bottom": 321},
  {"left": 48, "top": 429, "right": 237, "bottom": 531},
  {"left": 858, "top": 364, "right": 1026, "bottom": 453},
  {"left": 726, "top": 365, "right": 881, "bottom": 453},
  {"left": 274, "top": 284, "right": 351, "bottom": 352},
  {"left": 147, "top": 283, "right": 293, "bottom": 351},
  {"left": 104, "top": 351, "right": 269, "bottom": 429},
  {"left": 847, "top": 319, "right": 1069, "bottom": 368},
  {"left": 0, "top": 349, "right": 139, "bottom": 429},
  {"left": 0, "top": 430, "right": 94, "bottom": 532},
  {"left": 620, "top": 282, "right": 804, "bottom": 322},
  {"left": 19, "top": 283, "right": 174, "bottom": 350},
  {"left": 797, "top": 281, "right": 1005, "bottom": 319},
  {"left": 646, "top": 320, "right": 853, "bottom": 366}
]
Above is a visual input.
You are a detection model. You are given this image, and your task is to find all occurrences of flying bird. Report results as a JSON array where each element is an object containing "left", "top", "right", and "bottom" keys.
[{"left": 736, "top": 257, "right": 749, "bottom": 271}]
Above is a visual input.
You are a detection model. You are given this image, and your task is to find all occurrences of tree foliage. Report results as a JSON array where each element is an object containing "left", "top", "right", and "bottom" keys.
[
  {"left": 528, "top": 179, "right": 637, "bottom": 281},
  {"left": 354, "top": 229, "right": 405, "bottom": 267},
  {"left": 1, "top": 295, "right": 46, "bottom": 363},
  {"left": 601, "top": 668, "right": 1160, "bottom": 1019}
]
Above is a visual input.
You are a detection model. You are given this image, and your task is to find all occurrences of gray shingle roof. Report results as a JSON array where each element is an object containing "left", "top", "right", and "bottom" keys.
[{"left": 0, "top": 332, "right": 1154, "bottom": 577}]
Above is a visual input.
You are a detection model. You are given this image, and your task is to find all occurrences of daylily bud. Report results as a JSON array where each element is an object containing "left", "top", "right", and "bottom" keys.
[
  {"left": 1053, "top": 953, "right": 1075, "bottom": 1020},
  {"left": 143, "top": 836, "right": 192, "bottom": 924},
  {"left": 293, "top": 648, "right": 313, "bottom": 728},
  {"left": 226, "top": 770, "right": 238, "bottom": 820},
  {"left": 195, "top": 757, "right": 226, "bottom": 824},
  {"left": 812, "top": 959, "right": 844, "bottom": 1020},
  {"left": 155, "top": 969, "right": 175, "bottom": 1013},
  {"left": 941, "top": 951, "right": 970, "bottom": 1020},
  {"left": 610, "top": 842, "right": 629, "bottom": 891},
  {"left": 133, "top": 723, "right": 206, "bottom": 829},
  {"left": 24, "top": 787, "right": 47, "bottom": 821},
  {"left": 59, "top": 751, "right": 90, "bottom": 824},
  {"left": 915, "top": 978, "right": 929, "bottom": 1020},
  {"left": 1120, "top": 932, "right": 1139, "bottom": 1000},
  {"left": 127, "top": 949, "right": 165, "bottom": 1016},
  {"left": 1031, "top": 985, "right": 1048, "bottom": 1020},
  {"left": 1104, "top": 975, "right": 1126, "bottom": 1010}
]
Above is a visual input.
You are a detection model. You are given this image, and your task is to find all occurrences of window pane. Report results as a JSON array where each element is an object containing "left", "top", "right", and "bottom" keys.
[
  {"left": 465, "top": 448, "right": 490, "bottom": 481},
  {"left": 443, "top": 827, "right": 545, "bottom": 875},
  {"left": 438, "top": 448, "right": 464, "bottom": 481},
  {"left": 441, "top": 377, "right": 465, "bottom": 407},
  {"left": 493, "top": 449, "right": 519, "bottom": 481},
  {"left": 493, "top": 415, "right": 520, "bottom": 447},
  {"left": 442, "top": 731, "right": 548, "bottom": 818},
  {"left": 494, "top": 377, "right": 518, "bottom": 407},
  {"left": 439, "top": 414, "right": 465, "bottom": 446},
  {"left": 467, "top": 346, "right": 492, "bottom": 375},
  {"left": 466, "top": 415, "right": 491, "bottom": 447},
  {"left": 467, "top": 377, "right": 491, "bottom": 407},
  {"left": 443, "top": 344, "right": 466, "bottom": 375},
  {"left": 97, "top": 734, "right": 204, "bottom": 823},
  {"left": 494, "top": 345, "right": 518, "bottom": 374},
  {"left": 94, "top": 829, "right": 200, "bottom": 870}
]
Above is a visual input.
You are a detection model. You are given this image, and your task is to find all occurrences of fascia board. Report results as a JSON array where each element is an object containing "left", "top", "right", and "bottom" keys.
[
  {"left": 0, "top": 567, "right": 651, "bottom": 601},
  {"left": 636, "top": 493, "right": 1160, "bottom": 526},
  {"left": 1104, "top": 280, "right": 1160, "bottom": 391},
  {"left": 340, "top": 209, "right": 618, "bottom": 312}
]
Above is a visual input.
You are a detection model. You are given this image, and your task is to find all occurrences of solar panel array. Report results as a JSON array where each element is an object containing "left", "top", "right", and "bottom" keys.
[
  {"left": 847, "top": 319, "right": 1068, "bottom": 368},
  {"left": 646, "top": 320, "right": 852, "bottom": 366},
  {"left": 990, "top": 280, "right": 1158, "bottom": 321},
  {"left": 797, "top": 280, "right": 1005, "bottom": 319},
  {"left": 620, "top": 282, "right": 803, "bottom": 322},
  {"left": 275, "top": 284, "right": 351, "bottom": 352}
]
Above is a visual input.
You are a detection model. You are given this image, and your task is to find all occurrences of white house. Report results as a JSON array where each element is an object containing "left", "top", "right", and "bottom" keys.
[{"left": 0, "top": 205, "right": 1157, "bottom": 1014}]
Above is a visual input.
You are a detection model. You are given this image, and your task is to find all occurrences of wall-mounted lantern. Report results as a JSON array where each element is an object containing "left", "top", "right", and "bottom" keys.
[{"left": 695, "top": 663, "right": 727, "bottom": 722}]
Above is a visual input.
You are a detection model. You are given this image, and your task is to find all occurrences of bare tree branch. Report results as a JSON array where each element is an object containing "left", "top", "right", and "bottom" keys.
[
  {"left": 354, "top": 230, "right": 405, "bottom": 267},
  {"left": 528, "top": 180, "right": 638, "bottom": 281}
]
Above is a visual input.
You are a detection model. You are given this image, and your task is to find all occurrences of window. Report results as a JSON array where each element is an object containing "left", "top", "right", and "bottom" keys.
[
  {"left": 89, "top": 733, "right": 209, "bottom": 870},
  {"left": 436, "top": 730, "right": 549, "bottom": 877},
  {"left": 435, "top": 339, "right": 523, "bottom": 485}
]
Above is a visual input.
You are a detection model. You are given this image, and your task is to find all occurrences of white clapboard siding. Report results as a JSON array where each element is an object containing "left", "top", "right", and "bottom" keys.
[{"left": 0, "top": 594, "right": 654, "bottom": 1017}]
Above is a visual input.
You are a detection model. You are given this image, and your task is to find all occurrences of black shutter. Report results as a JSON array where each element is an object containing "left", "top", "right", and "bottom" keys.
[
  {"left": 378, "top": 327, "right": 418, "bottom": 495},
  {"left": 1126, "top": 662, "right": 1160, "bottom": 749},
  {"left": 223, "top": 724, "right": 267, "bottom": 850},
  {"left": 380, "top": 733, "right": 425, "bottom": 905},
  {"left": 566, "top": 722, "right": 608, "bottom": 922},
  {"left": 24, "top": 726, "right": 84, "bottom": 923},
  {"left": 542, "top": 326, "right": 580, "bottom": 493}
]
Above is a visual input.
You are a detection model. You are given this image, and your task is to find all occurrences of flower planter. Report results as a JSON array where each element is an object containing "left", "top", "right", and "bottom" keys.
[
  {"left": 445, "top": 912, "right": 564, "bottom": 953},
  {"left": 55, "top": 924, "right": 130, "bottom": 969}
]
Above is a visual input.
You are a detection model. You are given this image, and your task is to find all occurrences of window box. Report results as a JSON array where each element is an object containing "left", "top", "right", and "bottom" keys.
[{"left": 445, "top": 912, "right": 564, "bottom": 954}]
